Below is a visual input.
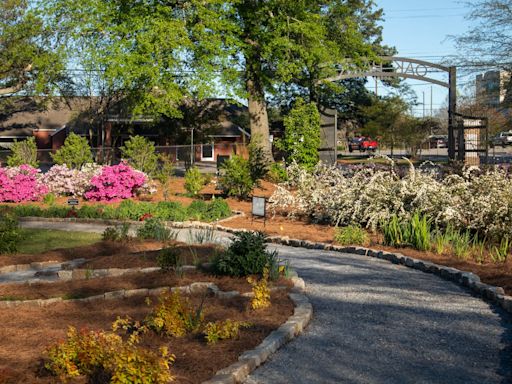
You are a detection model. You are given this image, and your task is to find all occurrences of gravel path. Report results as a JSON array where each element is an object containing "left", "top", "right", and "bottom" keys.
[{"left": 245, "top": 244, "right": 512, "bottom": 384}]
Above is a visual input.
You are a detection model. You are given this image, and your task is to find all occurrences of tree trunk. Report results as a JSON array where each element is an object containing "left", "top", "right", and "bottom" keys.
[{"left": 246, "top": 77, "right": 274, "bottom": 161}]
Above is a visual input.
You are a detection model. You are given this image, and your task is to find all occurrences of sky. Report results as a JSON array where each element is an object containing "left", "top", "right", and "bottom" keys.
[{"left": 374, "top": 0, "right": 475, "bottom": 116}]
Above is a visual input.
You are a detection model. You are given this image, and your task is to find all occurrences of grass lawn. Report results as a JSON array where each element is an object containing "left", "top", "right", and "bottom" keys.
[{"left": 17, "top": 229, "right": 102, "bottom": 254}]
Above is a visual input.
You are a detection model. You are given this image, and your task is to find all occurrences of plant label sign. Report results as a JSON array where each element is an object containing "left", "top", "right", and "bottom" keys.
[
  {"left": 67, "top": 198, "right": 79, "bottom": 206},
  {"left": 252, "top": 196, "right": 266, "bottom": 218}
]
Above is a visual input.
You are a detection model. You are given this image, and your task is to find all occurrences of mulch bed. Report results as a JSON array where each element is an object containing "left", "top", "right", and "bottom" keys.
[{"left": 0, "top": 291, "right": 293, "bottom": 384}]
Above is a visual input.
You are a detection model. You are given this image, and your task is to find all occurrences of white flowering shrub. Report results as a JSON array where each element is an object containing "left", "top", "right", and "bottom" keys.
[{"left": 269, "top": 160, "right": 512, "bottom": 242}]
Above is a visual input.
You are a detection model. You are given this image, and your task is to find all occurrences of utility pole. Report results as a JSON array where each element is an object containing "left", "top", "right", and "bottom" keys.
[{"left": 422, "top": 91, "right": 425, "bottom": 118}]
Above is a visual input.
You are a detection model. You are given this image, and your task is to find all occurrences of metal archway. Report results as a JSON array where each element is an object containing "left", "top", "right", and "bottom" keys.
[{"left": 319, "top": 56, "right": 459, "bottom": 160}]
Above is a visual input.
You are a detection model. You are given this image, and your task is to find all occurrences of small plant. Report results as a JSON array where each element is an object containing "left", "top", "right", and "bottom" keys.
[
  {"left": 471, "top": 235, "right": 486, "bottom": 264},
  {"left": 0, "top": 215, "right": 22, "bottom": 254},
  {"left": 184, "top": 166, "right": 206, "bottom": 196},
  {"left": 137, "top": 218, "right": 177, "bottom": 241},
  {"left": 334, "top": 225, "right": 369, "bottom": 246},
  {"left": 266, "top": 162, "right": 288, "bottom": 183},
  {"left": 248, "top": 267, "right": 271, "bottom": 310},
  {"left": 51, "top": 133, "right": 93, "bottom": 169},
  {"left": 203, "top": 320, "right": 252, "bottom": 344},
  {"left": 213, "top": 231, "right": 278, "bottom": 277},
  {"left": 7, "top": 137, "right": 39, "bottom": 168},
  {"left": 145, "top": 291, "right": 204, "bottom": 337},
  {"left": 381, "top": 216, "right": 404, "bottom": 247},
  {"left": 248, "top": 136, "right": 270, "bottom": 183},
  {"left": 155, "top": 153, "right": 175, "bottom": 200},
  {"left": 43, "top": 193, "right": 56, "bottom": 206},
  {"left": 409, "top": 212, "right": 431, "bottom": 251},
  {"left": 188, "top": 227, "right": 217, "bottom": 244},
  {"left": 102, "top": 224, "right": 131, "bottom": 242},
  {"left": 120, "top": 135, "right": 159, "bottom": 176},
  {"left": 451, "top": 230, "right": 472, "bottom": 260},
  {"left": 157, "top": 246, "right": 182, "bottom": 271},
  {"left": 44, "top": 325, "right": 174, "bottom": 383},
  {"left": 432, "top": 225, "right": 452, "bottom": 255},
  {"left": 217, "top": 155, "right": 255, "bottom": 199},
  {"left": 491, "top": 236, "right": 510, "bottom": 263}
]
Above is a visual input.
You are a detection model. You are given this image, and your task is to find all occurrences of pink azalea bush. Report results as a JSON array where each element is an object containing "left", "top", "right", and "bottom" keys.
[
  {"left": 42, "top": 164, "right": 102, "bottom": 197},
  {"left": 84, "top": 162, "right": 146, "bottom": 201},
  {"left": 0, "top": 165, "right": 48, "bottom": 202}
]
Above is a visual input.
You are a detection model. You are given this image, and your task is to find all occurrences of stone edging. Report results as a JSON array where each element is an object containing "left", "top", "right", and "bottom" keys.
[{"left": 202, "top": 271, "right": 311, "bottom": 384}]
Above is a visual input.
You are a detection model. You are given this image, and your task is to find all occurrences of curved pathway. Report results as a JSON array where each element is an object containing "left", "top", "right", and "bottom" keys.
[
  {"left": 244, "top": 244, "right": 512, "bottom": 384},
  {"left": 16, "top": 220, "right": 512, "bottom": 383}
]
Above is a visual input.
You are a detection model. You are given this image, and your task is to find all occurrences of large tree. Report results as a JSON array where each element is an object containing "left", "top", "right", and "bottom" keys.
[
  {"left": 41, "top": 0, "right": 384, "bottom": 157},
  {"left": 0, "top": 0, "right": 63, "bottom": 99}
]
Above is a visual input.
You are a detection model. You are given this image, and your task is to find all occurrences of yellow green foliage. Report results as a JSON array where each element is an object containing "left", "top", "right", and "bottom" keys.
[
  {"left": 45, "top": 325, "right": 174, "bottom": 383},
  {"left": 145, "top": 291, "right": 204, "bottom": 337},
  {"left": 248, "top": 267, "right": 271, "bottom": 310},
  {"left": 204, "top": 320, "right": 252, "bottom": 344}
]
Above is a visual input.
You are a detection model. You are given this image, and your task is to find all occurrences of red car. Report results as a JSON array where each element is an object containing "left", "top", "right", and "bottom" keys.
[{"left": 348, "top": 136, "right": 378, "bottom": 152}]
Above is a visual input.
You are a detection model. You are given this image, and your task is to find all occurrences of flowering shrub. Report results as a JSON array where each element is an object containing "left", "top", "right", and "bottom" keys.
[
  {"left": 269, "top": 160, "right": 512, "bottom": 242},
  {"left": 42, "top": 164, "right": 101, "bottom": 197},
  {"left": 84, "top": 162, "right": 146, "bottom": 201},
  {"left": 0, "top": 165, "right": 48, "bottom": 202}
]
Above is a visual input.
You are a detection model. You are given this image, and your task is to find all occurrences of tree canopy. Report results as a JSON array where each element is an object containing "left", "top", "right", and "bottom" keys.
[
  {"left": 0, "top": 0, "right": 63, "bottom": 98},
  {"left": 40, "top": 0, "right": 385, "bottom": 156}
]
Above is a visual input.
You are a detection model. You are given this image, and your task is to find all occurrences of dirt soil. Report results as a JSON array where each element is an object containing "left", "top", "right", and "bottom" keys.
[{"left": 0, "top": 291, "right": 293, "bottom": 384}]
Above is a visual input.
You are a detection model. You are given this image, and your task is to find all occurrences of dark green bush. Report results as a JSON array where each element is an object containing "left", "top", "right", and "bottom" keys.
[
  {"left": 117, "top": 200, "right": 155, "bottom": 221},
  {"left": 0, "top": 215, "right": 22, "bottom": 254},
  {"left": 187, "top": 200, "right": 208, "bottom": 220},
  {"left": 266, "top": 162, "right": 288, "bottom": 183},
  {"left": 213, "top": 231, "right": 278, "bottom": 277},
  {"left": 76, "top": 205, "right": 105, "bottom": 219}
]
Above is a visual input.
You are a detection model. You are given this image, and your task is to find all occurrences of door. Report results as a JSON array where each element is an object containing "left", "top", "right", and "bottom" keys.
[{"left": 201, "top": 143, "right": 214, "bottom": 161}]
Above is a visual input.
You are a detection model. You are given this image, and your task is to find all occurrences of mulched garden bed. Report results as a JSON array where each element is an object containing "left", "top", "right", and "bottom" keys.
[{"left": 0, "top": 291, "right": 293, "bottom": 384}]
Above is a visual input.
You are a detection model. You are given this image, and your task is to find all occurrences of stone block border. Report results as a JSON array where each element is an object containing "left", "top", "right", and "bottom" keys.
[{"left": 202, "top": 271, "right": 311, "bottom": 384}]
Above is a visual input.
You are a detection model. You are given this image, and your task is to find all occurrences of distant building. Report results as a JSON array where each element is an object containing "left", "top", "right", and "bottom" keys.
[{"left": 476, "top": 70, "right": 511, "bottom": 108}]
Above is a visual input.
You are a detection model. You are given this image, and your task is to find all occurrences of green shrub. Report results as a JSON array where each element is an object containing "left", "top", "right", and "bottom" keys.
[
  {"left": 0, "top": 215, "right": 22, "bottom": 254},
  {"left": 213, "top": 231, "right": 278, "bottom": 277},
  {"left": 157, "top": 246, "right": 182, "bottom": 271},
  {"left": 381, "top": 216, "right": 404, "bottom": 247},
  {"left": 204, "top": 199, "right": 231, "bottom": 221},
  {"left": 187, "top": 200, "right": 208, "bottom": 220},
  {"left": 266, "top": 162, "right": 288, "bottom": 183},
  {"left": 409, "top": 212, "right": 431, "bottom": 251},
  {"left": 184, "top": 166, "right": 206, "bottom": 196},
  {"left": 334, "top": 225, "right": 369, "bottom": 246},
  {"left": 275, "top": 98, "right": 321, "bottom": 170},
  {"left": 155, "top": 153, "right": 175, "bottom": 200},
  {"left": 137, "top": 218, "right": 176, "bottom": 241},
  {"left": 7, "top": 137, "right": 39, "bottom": 167},
  {"left": 12, "top": 204, "right": 44, "bottom": 217},
  {"left": 248, "top": 137, "right": 270, "bottom": 183},
  {"left": 218, "top": 155, "right": 254, "bottom": 199},
  {"left": 120, "top": 135, "right": 158, "bottom": 175},
  {"left": 51, "top": 133, "right": 93, "bottom": 169}
]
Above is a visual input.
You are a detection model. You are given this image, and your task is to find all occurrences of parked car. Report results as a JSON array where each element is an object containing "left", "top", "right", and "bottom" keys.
[
  {"left": 490, "top": 131, "right": 512, "bottom": 147},
  {"left": 347, "top": 136, "right": 378, "bottom": 152},
  {"left": 426, "top": 135, "right": 448, "bottom": 148}
]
